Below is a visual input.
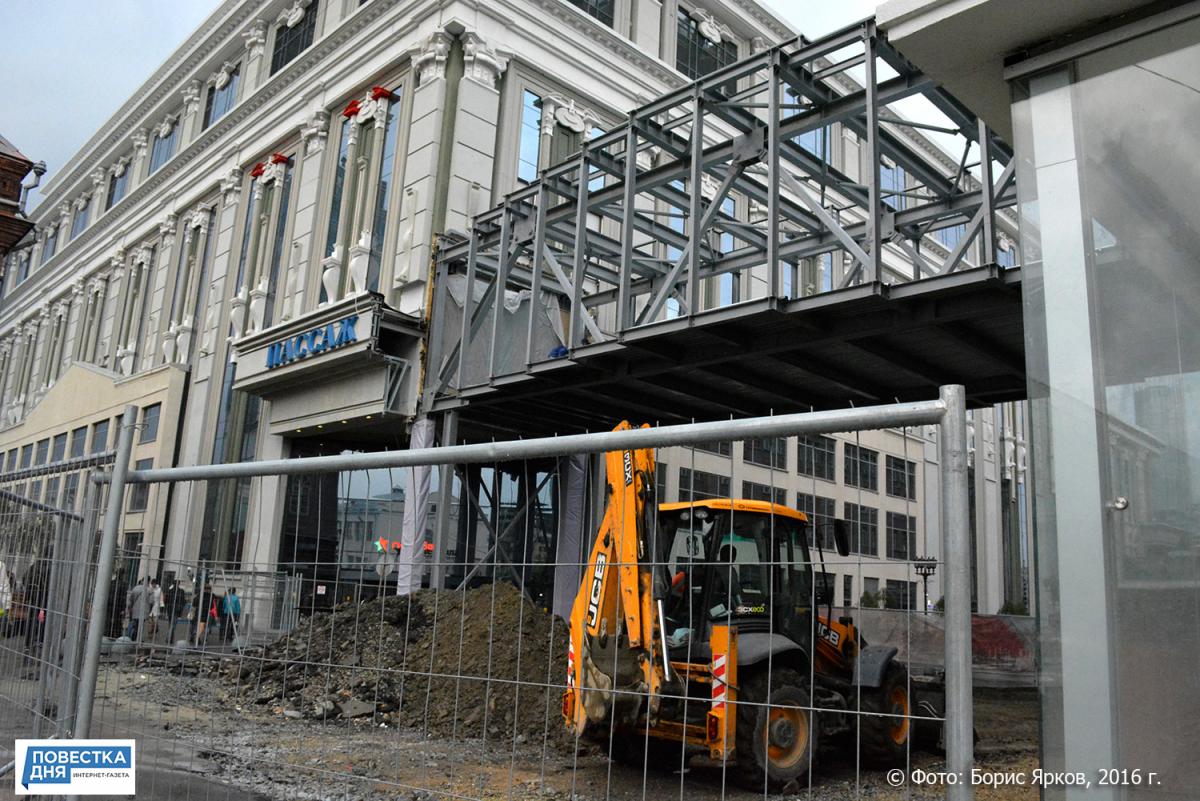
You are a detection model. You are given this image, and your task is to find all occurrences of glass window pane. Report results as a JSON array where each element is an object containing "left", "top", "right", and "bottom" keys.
[{"left": 518, "top": 90, "right": 542, "bottom": 183}]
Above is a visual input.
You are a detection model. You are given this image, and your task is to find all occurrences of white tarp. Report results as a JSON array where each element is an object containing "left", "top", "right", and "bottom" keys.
[{"left": 396, "top": 417, "right": 436, "bottom": 595}]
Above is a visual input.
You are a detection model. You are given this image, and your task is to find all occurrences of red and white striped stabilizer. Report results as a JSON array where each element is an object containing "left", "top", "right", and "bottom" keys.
[
  {"left": 711, "top": 653, "right": 727, "bottom": 710},
  {"left": 566, "top": 639, "right": 576, "bottom": 688}
]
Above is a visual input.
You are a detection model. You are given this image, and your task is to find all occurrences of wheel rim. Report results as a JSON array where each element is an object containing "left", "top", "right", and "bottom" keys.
[
  {"left": 765, "top": 705, "right": 809, "bottom": 770},
  {"left": 888, "top": 686, "right": 910, "bottom": 745}
]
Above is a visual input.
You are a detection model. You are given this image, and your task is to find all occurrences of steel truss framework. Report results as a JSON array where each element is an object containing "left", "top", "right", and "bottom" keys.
[{"left": 428, "top": 19, "right": 1023, "bottom": 437}]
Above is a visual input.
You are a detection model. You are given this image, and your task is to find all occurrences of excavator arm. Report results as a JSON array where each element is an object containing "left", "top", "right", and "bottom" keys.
[{"left": 564, "top": 422, "right": 668, "bottom": 738}]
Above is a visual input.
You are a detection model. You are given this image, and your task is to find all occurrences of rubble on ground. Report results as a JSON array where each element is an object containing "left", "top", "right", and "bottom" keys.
[{"left": 223, "top": 583, "right": 570, "bottom": 745}]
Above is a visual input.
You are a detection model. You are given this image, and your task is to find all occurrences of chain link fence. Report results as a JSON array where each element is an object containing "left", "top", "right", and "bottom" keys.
[{"left": 0, "top": 388, "right": 1040, "bottom": 800}]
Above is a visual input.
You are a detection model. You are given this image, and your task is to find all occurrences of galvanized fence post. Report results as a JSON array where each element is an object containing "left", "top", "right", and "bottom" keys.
[
  {"left": 57, "top": 475, "right": 101, "bottom": 738},
  {"left": 71, "top": 405, "right": 138, "bottom": 742},
  {"left": 31, "top": 514, "right": 69, "bottom": 738},
  {"left": 940, "top": 384, "right": 974, "bottom": 800}
]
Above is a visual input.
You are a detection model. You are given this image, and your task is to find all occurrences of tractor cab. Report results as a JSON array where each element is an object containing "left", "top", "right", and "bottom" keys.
[{"left": 658, "top": 500, "right": 816, "bottom": 659}]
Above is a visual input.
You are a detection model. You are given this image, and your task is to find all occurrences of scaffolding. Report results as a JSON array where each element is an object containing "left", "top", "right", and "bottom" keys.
[{"left": 426, "top": 20, "right": 1022, "bottom": 437}]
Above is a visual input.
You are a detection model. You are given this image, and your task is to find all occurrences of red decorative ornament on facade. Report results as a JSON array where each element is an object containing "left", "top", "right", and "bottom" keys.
[
  {"left": 249, "top": 162, "right": 266, "bottom": 177},
  {"left": 270, "top": 152, "right": 290, "bottom": 165},
  {"left": 370, "top": 86, "right": 393, "bottom": 101},
  {"left": 342, "top": 99, "right": 362, "bottom": 118}
]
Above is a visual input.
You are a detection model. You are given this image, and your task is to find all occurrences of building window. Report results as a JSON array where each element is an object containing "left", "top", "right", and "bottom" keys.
[
  {"left": 106, "top": 166, "right": 129, "bottom": 210},
  {"left": 270, "top": 1, "right": 320, "bottom": 75},
  {"left": 934, "top": 223, "right": 965, "bottom": 250},
  {"left": 204, "top": 66, "right": 240, "bottom": 129},
  {"left": 19, "top": 444, "right": 32, "bottom": 468},
  {"left": 844, "top": 443, "right": 878, "bottom": 491},
  {"left": 844, "top": 502, "right": 878, "bottom": 557},
  {"left": 843, "top": 574, "right": 853, "bottom": 607},
  {"left": 518, "top": 90, "right": 543, "bottom": 183},
  {"left": 885, "top": 455, "right": 917, "bottom": 500},
  {"left": 796, "top": 492, "right": 836, "bottom": 549},
  {"left": 140, "top": 403, "right": 161, "bottom": 443},
  {"left": 128, "top": 459, "right": 153, "bottom": 512},
  {"left": 70, "top": 426, "right": 87, "bottom": 458},
  {"left": 13, "top": 250, "right": 30, "bottom": 286},
  {"left": 41, "top": 226, "right": 58, "bottom": 264},
  {"left": 62, "top": 473, "right": 79, "bottom": 511},
  {"left": 884, "top": 579, "right": 918, "bottom": 610},
  {"left": 70, "top": 204, "right": 89, "bottom": 239},
  {"left": 51, "top": 433, "right": 67, "bottom": 462},
  {"left": 565, "top": 0, "right": 614, "bottom": 26},
  {"left": 886, "top": 512, "right": 917, "bottom": 561},
  {"left": 322, "top": 84, "right": 404, "bottom": 299},
  {"left": 5, "top": 449, "right": 15, "bottom": 471},
  {"left": 798, "top": 434, "right": 836, "bottom": 481},
  {"left": 675, "top": 8, "right": 737, "bottom": 80},
  {"left": 694, "top": 440, "right": 732, "bottom": 456},
  {"left": 741, "top": 480, "right": 785, "bottom": 505},
  {"left": 91, "top": 419, "right": 110, "bottom": 454},
  {"left": 34, "top": 438, "right": 49, "bottom": 465},
  {"left": 149, "top": 124, "right": 178, "bottom": 173},
  {"left": 743, "top": 436, "right": 787, "bottom": 469},
  {"left": 679, "top": 467, "right": 729, "bottom": 501},
  {"left": 881, "top": 160, "right": 907, "bottom": 211}
]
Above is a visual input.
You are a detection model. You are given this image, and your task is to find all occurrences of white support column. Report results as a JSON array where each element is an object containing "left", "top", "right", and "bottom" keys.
[
  {"left": 393, "top": 30, "right": 452, "bottom": 313},
  {"left": 130, "top": 129, "right": 150, "bottom": 187}
]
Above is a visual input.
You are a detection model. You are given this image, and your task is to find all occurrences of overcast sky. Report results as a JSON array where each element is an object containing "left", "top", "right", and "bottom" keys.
[{"left": 0, "top": 0, "right": 877, "bottom": 212}]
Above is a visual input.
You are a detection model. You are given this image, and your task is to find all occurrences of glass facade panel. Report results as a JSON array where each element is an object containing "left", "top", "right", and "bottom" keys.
[
  {"left": 518, "top": 90, "right": 542, "bottom": 183},
  {"left": 270, "top": 1, "right": 319, "bottom": 75},
  {"left": 675, "top": 9, "right": 737, "bottom": 80},
  {"left": 106, "top": 168, "right": 129, "bottom": 209},
  {"left": 797, "top": 434, "right": 836, "bottom": 481},
  {"left": 204, "top": 66, "right": 240, "bottom": 128},
  {"left": 565, "top": 0, "right": 614, "bottom": 26},
  {"left": 1013, "top": 18, "right": 1200, "bottom": 797},
  {"left": 149, "top": 126, "right": 177, "bottom": 173}
]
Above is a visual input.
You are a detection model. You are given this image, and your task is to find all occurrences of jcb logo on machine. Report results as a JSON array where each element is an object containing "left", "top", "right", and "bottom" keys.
[
  {"left": 622, "top": 451, "right": 633, "bottom": 486},
  {"left": 586, "top": 554, "right": 607, "bottom": 627},
  {"left": 817, "top": 622, "right": 841, "bottom": 646}
]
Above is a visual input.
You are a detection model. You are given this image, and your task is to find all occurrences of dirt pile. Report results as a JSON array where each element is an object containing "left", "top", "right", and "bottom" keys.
[{"left": 231, "top": 583, "right": 570, "bottom": 745}]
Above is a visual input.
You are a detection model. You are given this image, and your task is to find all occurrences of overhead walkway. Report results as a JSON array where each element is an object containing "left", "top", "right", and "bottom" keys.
[{"left": 424, "top": 19, "right": 1023, "bottom": 438}]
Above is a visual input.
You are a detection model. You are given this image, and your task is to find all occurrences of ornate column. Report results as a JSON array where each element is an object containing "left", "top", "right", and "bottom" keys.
[
  {"left": 142, "top": 213, "right": 178, "bottom": 370},
  {"left": 130, "top": 128, "right": 150, "bottom": 185},
  {"left": 241, "top": 20, "right": 269, "bottom": 96},
  {"left": 181, "top": 79, "right": 203, "bottom": 144},
  {"left": 90, "top": 169, "right": 107, "bottom": 221}
]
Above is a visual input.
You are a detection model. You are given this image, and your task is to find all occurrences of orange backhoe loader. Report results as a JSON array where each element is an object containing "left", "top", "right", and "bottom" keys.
[{"left": 563, "top": 423, "right": 914, "bottom": 788}]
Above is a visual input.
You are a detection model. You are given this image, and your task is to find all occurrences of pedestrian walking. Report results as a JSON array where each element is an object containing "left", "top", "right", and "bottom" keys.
[
  {"left": 145, "top": 578, "right": 163, "bottom": 643},
  {"left": 125, "top": 577, "right": 151, "bottom": 644},
  {"left": 166, "top": 579, "right": 191, "bottom": 644},
  {"left": 221, "top": 587, "right": 241, "bottom": 643}
]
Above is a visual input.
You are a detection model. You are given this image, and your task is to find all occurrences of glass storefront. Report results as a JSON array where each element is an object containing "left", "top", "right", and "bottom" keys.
[{"left": 1014, "top": 16, "right": 1200, "bottom": 799}]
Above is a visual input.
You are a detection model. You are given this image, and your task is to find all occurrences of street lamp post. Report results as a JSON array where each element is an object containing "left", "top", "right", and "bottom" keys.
[{"left": 914, "top": 556, "right": 938, "bottom": 614}]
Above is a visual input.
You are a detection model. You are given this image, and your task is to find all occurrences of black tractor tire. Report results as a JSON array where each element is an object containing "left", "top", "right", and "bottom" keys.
[
  {"left": 609, "top": 730, "right": 689, "bottom": 773},
  {"left": 860, "top": 664, "right": 914, "bottom": 766},
  {"left": 733, "top": 668, "right": 817, "bottom": 790}
]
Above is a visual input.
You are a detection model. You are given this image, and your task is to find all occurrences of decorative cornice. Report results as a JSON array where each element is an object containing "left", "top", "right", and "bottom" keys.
[
  {"left": 159, "top": 212, "right": 179, "bottom": 241},
  {"left": 15, "top": 0, "right": 413, "bottom": 295},
  {"left": 276, "top": 0, "right": 312, "bottom": 29},
  {"left": 412, "top": 30, "right": 452, "bottom": 84},
  {"left": 300, "top": 108, "right": 330, "bottom": 155},
  {"left": 242, "top": 19, "right": 269, "bottom": 59},
  {"left": 689, "top": 8, "right": 732, "bottom": 45},
  {"left": 90, "top": 169, "right": 107, "bottom": 190},
  {"left": 461, "top": 32, "right": 508, "bottom": 90},
  {"left": 111, "top": 156, "right": 130, "bottom": 178},
  {"left": 211, "top": 60, "right": 237, "bottom": 89},
  {"left": 182, "top": 80, "right": 203, "bottom": 116},
  {"left": 155, "top": 113, "right": 180, "bottom": 140}
]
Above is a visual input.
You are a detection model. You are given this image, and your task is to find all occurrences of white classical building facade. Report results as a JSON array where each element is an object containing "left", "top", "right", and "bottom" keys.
[{"left": 0, "top": 0, "right": 1031, "bottom": 613}]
